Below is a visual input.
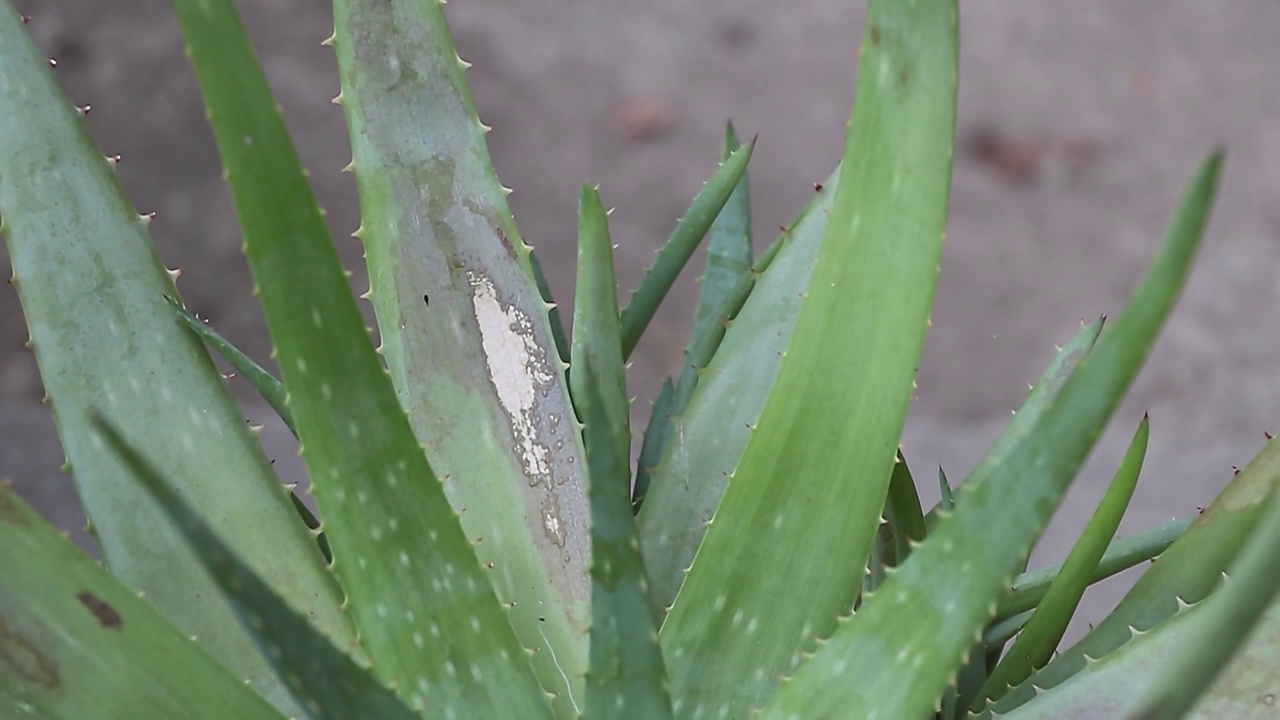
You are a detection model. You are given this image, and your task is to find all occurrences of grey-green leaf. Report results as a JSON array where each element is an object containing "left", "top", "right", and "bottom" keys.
[
  {"left": 619, "top": 138, "right": 756, "bottom": 360},
  {"left": 761, "top": 149, "right": 1222, "bottom": 719},
  {"left": 571, "top": 186, "right": 673, "bottom": 719},
  {"left": 0, "top": 485, "right": 285, "bottom": 720},
  {"left": 91, "top": 419, "right": 418, "bottom": 720},
  {"left": 976, "top": 415, "right": 1150, "bottom": 707},
  {"left": 0, "top": 6, "right": 351, "bottom": 714}
]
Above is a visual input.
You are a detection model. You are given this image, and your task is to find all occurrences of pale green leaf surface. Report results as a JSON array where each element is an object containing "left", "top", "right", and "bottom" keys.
[
  {"left": 0, "top": 6, "right": 348, "bottom": 714},
  {"left": 571, "top": 187, "right": 673, "bottom": 719},
  {"left": 635, "top": 166, "right": 840, "bottom": 618},
  {"left": 632, "top": 378, "right": 675, "bottom": 513},
  {"left": 171, "top": 0, "right": 552, "bottom": 714},
  {"left": 0, "top": 486, "right": 283, "bottom": 720},
  {"left": 977, "top": 416, "right": 1150, "bottom": 706},
  {"left": 761, "top": 151, "right": 1222, "bottom": 719},
  {"left": 91, "top": 421, "right": 417, "bottom": 720},
  {"left": 167, "top": 295, "right": 293, "bottom": 433},
  {"left": 328, "top": 5, "right": 591, "bottom": 711},
  {"left": 659, "top": 1, "right": 958, "bottom": 715},
  {"left": 1132, "top": 475, "right": 1280, "bottom": 719},
  {"left": 988, "top": 414, "right": 1274, "bottom": 717},
  {"left": 998, "top": 516, "right": 1192, "bottom": 620},
  {"left": 989, "top": 442, "right": 1280, "bottom": 720},
  {"left": 619, "top": 140, "right": 756, "bottom": 360},
  {"left": 690, "top": 121, "right": 753, "bottom": 351}
]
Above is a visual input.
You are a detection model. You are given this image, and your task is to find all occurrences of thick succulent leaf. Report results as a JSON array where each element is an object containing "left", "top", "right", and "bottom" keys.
[
  {"left": 977, "top": 416, "right": 1150, "bottom": 707},
  {"left": 690, "top": 121, "right": 753, "bottom": 354},
  {"left": 170, "top": 0, "right": 552, "bottom": 714},
  {"left": 760, "top": 151, "right": 1222, "bottom": 718},
  {"left": 570, "top": 187, "right": 673, "bottom": 719},
  {"left": 0, "top": 6, "right": 349, "bottom": 714},
  {"left": 91, "top": 421, "right": 418, "bottom": 720},
  {"left": 619, "top": 140, "right": 756, "bottom": 360},
  {"left": 167, "top": 295, "right": 294, "bottom": 433},
  {"left": 998, "top": 516, "right": 1192, "bottom": 620},
  {"left": 658, "top": 1, "right": 959, "bottom": 715},
  {"left": 529, "top": 249, "right": 570, "bottom": 364},
  {"left": 988, "top": 409, "right": 1272, "bottom": 716},
  {"left": 0, "top": 485, "right": 283, "bottom": 720},
  {"left": 328, "top": 4, "right": 591, "bottom": 710},
  {"left": 632, "top": 378, "right": 675, "bottom": 513},
  {"left": 635, "top": 166, "right": 841, "bottom": 618},
  {"left": 1132, "top": 476, "right": 1280, "bottom": 719},
  {"left": 987, "top": 441, "right": 1280, "bottom": 719},
  {"left": 885, "top": 451, "right": 927, "bottom": 566}
]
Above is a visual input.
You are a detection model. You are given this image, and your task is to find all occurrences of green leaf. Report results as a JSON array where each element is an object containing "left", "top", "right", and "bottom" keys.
[
  {"left": 570, "top": 187, "right": 673, "bottom": 719},
  {"left": 885, "top": 451, "right": 927, "bottom": 566},
  {"left": 761, "top": 148, "right": 1222, "bottom": 718},
  {"left": 0, "top": 486, "right": 284, "bottom": 720},
  {"left": 529, "top": 249, "right": 571, "bottom": 364},
  {"left": 976, "top": 415, "right": 1150, "bottom": 707},
  {"left": 690, "top": 121, "right": 754, "bottom": 353},
  {"left": 169, "top": 0, "right": 552, "bottom": 714},
  {"left": 619, "top": 139, "right": 756, "bottom": 360},
  {"left": 658, "top": 1, "right": 959, "bottom": 715},
  {"left": 166, "top": 295, "right": 293, "bottom": 433},
  {"left": 982, "top": 440, "right": 1280, "bottom": 719},
  {"left": 327, "top": 4, "right": 592, "bottom": 709},
  {"left": 997, "top": 516, "right": 1192, "bottom": 620},
  {"left": 632, "top": 378, "right": 676, "bottom": 513},
  {"left": 989, "top": 411, "right": 1274, "bottom": 716},
  {"left": 635, "top": 165, "right": 841, "bottom": 619},
  {"left": 90, "top": 420, "right": 417, "bottom": 720},
  {"left": 0, "top": 6, "right": 351, "bottom": 714},
  {"left": 1131, "top": 475, "right": 1280, "bottom": 719}
]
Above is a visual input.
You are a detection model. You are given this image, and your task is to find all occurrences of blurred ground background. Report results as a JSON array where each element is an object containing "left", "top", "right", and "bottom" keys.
[{"left": 4, "top": 0, "right": 1279, "bottom": 641}]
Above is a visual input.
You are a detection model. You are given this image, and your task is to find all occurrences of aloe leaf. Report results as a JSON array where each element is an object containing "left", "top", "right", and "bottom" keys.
[
  {"left": 570, "top": 187, "right": 673, "bottom": 719},
  {"left": 885, "top": 451, "right": 927, "bottom": 565},
  {"left": 658, "top": 1, "right": 958, "bottom": 714},
  {"left": 637, "top": 270, "right": 755, "bottom": 516},
  {"left": 632, "top": 378, "right": 676, "bottom": 513},
  {"left": 166, "top": 295, "right": 294, "bottom": 433},
  {"left": 529, "top": 249, "right": 570, "bottom": 364},
  {"left": 988, "top": 431, "right": 1273, "bottom": 716},
  {"left": 976, "top": 415, "right": 1150, "bottom": 707},
  {"left": 0, "top": 6, "right": 350, "bottom": 714},
  {"left": 0, "top": 485, "right": 284, "bottom": 720},
  {"left": 1131, "top": 478, "right": 1280, "bottom": 719},
  {"left": 635, "top": 166, "right": 841, "bottom": 619},
  {"left": 985, "top": 443, "right": 1280, "bottom": 720},
  {"left": 619, "top": 139, "right": 756, "bottom": 360},
  {"left": 690, "top": 121, "right": 754, "bottom": 353},
  {"left": 169, "top": 0, "right": 552, "bottom": 714},
  {"left": 760, "top": 147, "right": 1222, "bottom": 718},
  {"left": 90, "top": 420, "right": 418, "bottom": 720},
  {"left": 997, "top": 516, "right": 1192, "bottom": 620},
  {"left": 327, "top": 4, "right": 592, "bottom": 710},
  {"left": 165, "top": 299, "right": 329, "bottom": 558}
]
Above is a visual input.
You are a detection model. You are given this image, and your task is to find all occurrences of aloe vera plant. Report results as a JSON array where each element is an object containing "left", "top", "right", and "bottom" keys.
[{"left": 3, "top": 0, "right": 1278, "bottom": 718}]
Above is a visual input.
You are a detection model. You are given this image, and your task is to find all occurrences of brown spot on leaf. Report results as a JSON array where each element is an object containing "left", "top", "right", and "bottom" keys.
[
  {"left": 77, "top": 592, "right": 122, "bottom": 629},
  {"left": 869, "top": 25, "right": 882, "bottom": 44},
  {"left": 0, "top": 616, "right": 59, "bottom": 688}
]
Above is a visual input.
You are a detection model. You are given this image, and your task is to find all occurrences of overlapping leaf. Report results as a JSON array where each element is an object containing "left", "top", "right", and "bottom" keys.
[
  {"left": 168, "top": 0, "right": 551, "bottom": 714},
  {"left": 658, "top": 1, "right": 959, "bottom": 715},
  {"left": 0, "top": 6, "right": 350, "bottom": 714}
]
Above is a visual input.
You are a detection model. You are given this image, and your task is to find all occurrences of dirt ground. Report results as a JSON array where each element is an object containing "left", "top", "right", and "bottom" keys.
[{"left": 4, "top": 0, "right": 1280, "bottom": 639}]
